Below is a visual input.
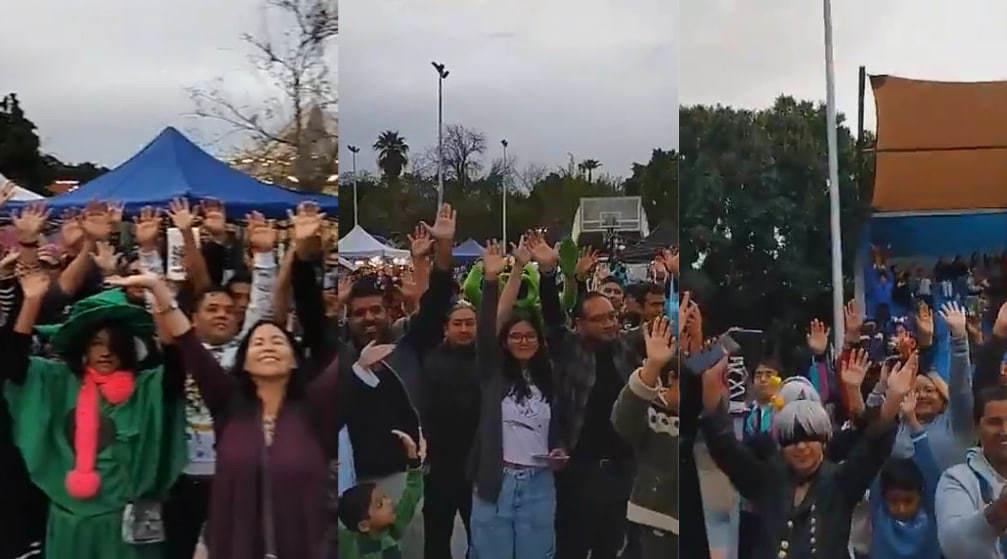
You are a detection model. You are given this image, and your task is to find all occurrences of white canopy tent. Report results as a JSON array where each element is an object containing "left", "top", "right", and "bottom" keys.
[
  {"left": 0, "top": 173, "right": 44, "bottom": 201},
  {"left": 338, "top": 224, "right": 409, "bottom": 260}
]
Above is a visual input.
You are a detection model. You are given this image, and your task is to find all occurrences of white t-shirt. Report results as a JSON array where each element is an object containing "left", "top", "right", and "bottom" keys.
[{"left": 501, "top": 384, "right": 551, "bottom": 467}]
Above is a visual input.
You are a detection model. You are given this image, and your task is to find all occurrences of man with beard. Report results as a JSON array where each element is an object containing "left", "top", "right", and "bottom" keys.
[
  {"left": 293, "top": 204, "right": 458, "bottom": 559},
  {"left": 527, "top": 232, "right": 643, "bottom": 559}
]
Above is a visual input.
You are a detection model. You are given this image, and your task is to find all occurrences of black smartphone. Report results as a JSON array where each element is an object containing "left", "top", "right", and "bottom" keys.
[
  {"left": 729, "top": 328, "right": 765, "bottom": 374},
  {"left": 683, "top": 332, "right": 741, "bottom": 376}
]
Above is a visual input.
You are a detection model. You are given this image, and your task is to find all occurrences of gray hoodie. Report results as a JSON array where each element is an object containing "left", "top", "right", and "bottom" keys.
[
  {"left": 936, "top": 447, "right": 1007, "bottom": 559},
  {"left": 611, "top": 368, "right": 677, "bottom": 534}
]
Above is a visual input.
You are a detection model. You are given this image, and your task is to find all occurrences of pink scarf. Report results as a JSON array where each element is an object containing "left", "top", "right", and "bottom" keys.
[{"left": 65, "top": 367, "right": 135, "bottom": 500}]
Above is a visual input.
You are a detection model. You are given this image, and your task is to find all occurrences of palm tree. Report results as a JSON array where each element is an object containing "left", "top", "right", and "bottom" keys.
[
  {"left": 373, "top": 131, "right": 410, "bottom": 179},
  {"left": 580, "top": 159, "right": 602, "bottom": 183}
]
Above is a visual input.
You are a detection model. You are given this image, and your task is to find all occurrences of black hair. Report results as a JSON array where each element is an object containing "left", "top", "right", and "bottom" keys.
[
  {"left": 879, "top": 458, "right": 924, "bottom": 496},
  {"left": 194, "top": 285, "right": 233, "bottom": 310},
  {"left": 348, "top": 275, "right": 388, "bottom": 305},
  {"left": 498, "top": 312, "right": 554, "bottom": 403},
  {"left": 228, "top": 320, "right": 308, "bottom": 415},
  {"left": 574, "top": 291, "right": 612, "bottom": 319},
  {"left": 226, "top": 271, "right": 252, "bottom": 290},
  {"left": 338, "top": 483, "right": 378, "bottom": 533},
  {"left": 976, "top": 385, "right": 1007, "bottom": 424},
  {"left": 599, "top": 276, "right": 623, "bottom": 289},
  {"left": 63, "top": 320, "right": 140, "bottom": 377},
  {"left": 627, "top": 282, "right": 665, "bottom": 304}
]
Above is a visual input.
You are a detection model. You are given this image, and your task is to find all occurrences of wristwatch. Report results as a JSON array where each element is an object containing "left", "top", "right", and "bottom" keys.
[{"left": 157, "top": 300, "right": 180, "bottom": 315}]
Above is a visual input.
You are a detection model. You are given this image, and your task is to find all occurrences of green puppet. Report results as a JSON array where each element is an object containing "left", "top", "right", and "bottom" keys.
[{"left": 4, "top": 289, "right": 186, "bottom": 559}]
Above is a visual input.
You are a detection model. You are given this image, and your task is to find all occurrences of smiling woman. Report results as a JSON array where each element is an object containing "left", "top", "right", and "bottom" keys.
[{"left": 103, "top": 272, "right": 342, "bottom": 559}]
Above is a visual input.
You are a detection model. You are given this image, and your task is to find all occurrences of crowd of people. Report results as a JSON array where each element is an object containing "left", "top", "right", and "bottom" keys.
[
  {"left": 681, "top": 261, "right": 1007, "bottom": 558},
  {"left": 0, "top": 183, "right": 676, "bottom": 559}
]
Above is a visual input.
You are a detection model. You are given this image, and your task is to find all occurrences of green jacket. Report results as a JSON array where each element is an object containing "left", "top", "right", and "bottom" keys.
[{"left": 338, "top": 468, "right": 424, "bottom": 559}]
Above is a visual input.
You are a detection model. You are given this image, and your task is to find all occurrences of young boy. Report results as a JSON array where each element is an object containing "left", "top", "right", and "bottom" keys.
[
  {"left": 338, "top": 430, "right": 425, "bottom": 559},
  {"left": 868, "top": 392, "right": 940, "bottom": 559}
]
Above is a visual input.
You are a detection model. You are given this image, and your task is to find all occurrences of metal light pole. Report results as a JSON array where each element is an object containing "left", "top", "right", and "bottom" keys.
[
  {"left": 432, "top": 62, "right": 449, "bottom": 207},
  {"left": 823, "top": 0, "right": 844, "bottom": 351},
  {"left": 501, "top": 139, "right": 508, "bottom": 245},
  {"left": 348, "top": 145, "right": 360, "bottom": 228}
]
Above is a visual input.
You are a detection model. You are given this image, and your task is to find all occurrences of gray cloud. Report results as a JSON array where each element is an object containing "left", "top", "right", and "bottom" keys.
[
  {"left": 682, "top": 0, "right": 1007, "bottom": 131},
  {"left": 339, "top": 0, "right": 678, "bottom": 178},
  {"left": 2, "top": 0, "right": 323, "bottom": 166}
]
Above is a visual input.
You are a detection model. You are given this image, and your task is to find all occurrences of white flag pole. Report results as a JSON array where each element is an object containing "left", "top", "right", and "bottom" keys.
[{"left": 824, "top": 0, "right": 845, "bottom": 351}]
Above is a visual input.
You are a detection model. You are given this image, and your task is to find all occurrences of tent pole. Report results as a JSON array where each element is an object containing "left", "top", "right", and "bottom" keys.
[{"left": 824, "top": 0, "right": 845, "bottom": 351}]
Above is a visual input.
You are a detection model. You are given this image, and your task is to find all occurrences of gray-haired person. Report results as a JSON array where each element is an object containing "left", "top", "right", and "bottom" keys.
[{"left": 698, "top": 350, "right": 915, "bottom": 559}]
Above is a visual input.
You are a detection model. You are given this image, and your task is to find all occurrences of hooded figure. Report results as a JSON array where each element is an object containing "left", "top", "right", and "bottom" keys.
[{"left": 3, "top": 289, "right": 186, "bottom": 559}]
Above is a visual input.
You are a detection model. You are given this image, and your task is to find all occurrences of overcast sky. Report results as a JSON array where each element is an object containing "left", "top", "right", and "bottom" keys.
[
  {"left": 682, "top": 1, "right": 1007, "bottom": 131},
  {"left": 2, "top": 0, "right": 332, "bottom": 167},
  {"left": 340, "top": 0, "right": 678, "bottom": 179}
]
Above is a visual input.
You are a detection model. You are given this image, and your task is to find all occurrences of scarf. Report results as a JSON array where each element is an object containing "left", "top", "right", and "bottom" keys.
[{"left": 65, "top": 366, "right": 135, "bottom": 500}]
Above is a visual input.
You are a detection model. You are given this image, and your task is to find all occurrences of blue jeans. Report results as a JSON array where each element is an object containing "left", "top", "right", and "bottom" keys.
[{"left": 471, "top": 467, "right": 555, "bottom": 559}]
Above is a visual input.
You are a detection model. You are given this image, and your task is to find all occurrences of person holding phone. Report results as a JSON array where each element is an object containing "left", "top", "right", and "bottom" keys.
[{"left": 468, "top": 241, "right": 567, "bottom": 559}]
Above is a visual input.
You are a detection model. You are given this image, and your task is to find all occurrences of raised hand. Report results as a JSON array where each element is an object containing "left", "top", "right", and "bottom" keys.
[
  {"left": 103, "top": 272, "right": 160, "bottom": 290},
  {"left": 574, "top": 246, "right": 599, "bottom": 281},
  {"left": 644, "top": 316, "right": 675, "bottom": 369},
  {"left": 0, "top": 181, "right": 14, "bottom": 207},
  {"left": 133, "top": 206, "right": 162, "bottom": 248},
  {"left": 841, "top": 348, "right": 871, "bottom": 388},
  {"left": 107, "top": 201, "right": 125, "bottom": 225},
  {"left": 423, "top": 203, "right": 457, "bottom": 241},
  {"left": 57, "top": 209, "right": 83, "bottom": 249},
  {"left": 81, "top": 201, "right": 113, "bottom": 240},
  {"left": 844, "top": 300, "right": 863, "bottom": 343},
  {"left": 806, "top": 319, "right": 830, "bottom": 356},
  {"left": 245, "top": 212, "right": 277, "bottom": 253},
  {"left": 92, "top": 241, "right": 120, "bottom": 276},
  {"left": 12, "top": 202, "right": 50, "bottom": 244},
  {"left": 167, "top": 198, "right": 196, "bottom": 230},
  {"left": 0, "top": 249, "right": 19, "bottom": 274},
  {"left": 357, "top": 340, "right": 396, "bottom": 370},
  {"left": 900, "top": 390, "right": 920, "bottom": 428},
  {"left": 939, "top": 302, "right": 968, "bottom": 340},
  {"left": 482, "top": 240, "right": 507, "bottom": 279},
  {"left": 200, "top": 200, "right": 228, "bottom": 241},
  {"left": 289, "top": 202, "right": 326, "bottom": 243},
  {"left": 886, "top": 352, "right": 919, "bottom": 401},
  {"left": 18, "top": 268, "right": 50, "bottom": 300},
  {"left": 916, "top": 302, "right": 934, "bottom": 346},
  {"left": 701, "top": 355, "right": 731, "bottom": 412},
  {"left": 511, "top": 235, "right": 532, "bottom": 269},
  {"left": 526, "top": 230, "right": 559, "bottom": 271},
  {"left": 337, "top": 275, "right": 354, "bottom": 307},
  {"left": 407, "top": 225, "right": 435, "bottom": 258}
]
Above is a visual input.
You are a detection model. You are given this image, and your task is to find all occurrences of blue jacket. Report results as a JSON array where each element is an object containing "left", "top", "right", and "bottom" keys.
[{"left": 869, "top": 430, "right": 941, "bottom": 559}]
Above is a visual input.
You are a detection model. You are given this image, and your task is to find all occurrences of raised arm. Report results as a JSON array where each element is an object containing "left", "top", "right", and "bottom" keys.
[
  {"left": 4, "top": 269, "right": 51, "bottom": 385},
  {"left": 612, "top": 317, "right": 674, "bottom": 447},
  {"left": 477, "top": 241, "right": 506, "bottom": 377},
  {"left": 166, "top": 199, "right": 212, "bottom": 295},
  {"left": 272, "top": 247, "right": 297, "bottom": 327},
  {"left": 399, "top": 205, "right": 457, "bottom": 353},
  {"left": 975, "top": 302, "right": 1007, "bottom": 397},
  {"left": 529, "top": 231, "right": 565, "bottom": 333},
  {"left": 699, "top": 356, "right": 773, "bottom": 501},
  {"left": 939, "top": 303, "right": 975, "bottom": 445},
  {"left": 109, "top": 274, "right": 236, "bottom": 416},
  {"left": 497, "top": 237, "right": 532, "bottom": 333},
  {"left": 239, "top": 212, "right": 279, "bottom": 334},
  {"left": 289, "top": 201, "right": 333, "bottom": 364}
]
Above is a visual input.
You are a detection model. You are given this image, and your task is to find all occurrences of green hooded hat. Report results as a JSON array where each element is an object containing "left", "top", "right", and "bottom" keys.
[{"left": 35, "top": 289, "right": 155, "bottom": 356}]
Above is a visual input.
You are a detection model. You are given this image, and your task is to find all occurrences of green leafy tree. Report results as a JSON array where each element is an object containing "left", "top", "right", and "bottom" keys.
[
  {"left": 624, "top": 148, "right": 677, "bottom": 227},
  {"left": 680, "top": 96, "right": 872, "bottom": 371},
  {"left": 373, "top": 130, "right": 409, "bottom": 180}
]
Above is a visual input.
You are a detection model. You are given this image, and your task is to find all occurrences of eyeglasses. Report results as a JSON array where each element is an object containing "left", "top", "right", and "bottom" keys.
[{"left": 507, "top": 333, "right": 539, "bottom": 343}]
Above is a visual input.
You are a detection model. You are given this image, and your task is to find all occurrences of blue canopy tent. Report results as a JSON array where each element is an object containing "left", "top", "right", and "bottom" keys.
[
  {"left": 452, "top": 239, "right": 484, "bottom": 263},
  {"left": 14, "top": 127, "right": 337, "bottom": 219}
]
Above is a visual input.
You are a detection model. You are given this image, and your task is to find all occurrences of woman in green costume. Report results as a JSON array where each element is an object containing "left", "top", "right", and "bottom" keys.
[{"left": 1, "top": 265, "right": 186, "bottom": 559}]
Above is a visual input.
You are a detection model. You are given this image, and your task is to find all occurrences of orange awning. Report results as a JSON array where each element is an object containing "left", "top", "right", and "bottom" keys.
[{"left": 871, "top": 75, "right": 1007, "bottom": 212}]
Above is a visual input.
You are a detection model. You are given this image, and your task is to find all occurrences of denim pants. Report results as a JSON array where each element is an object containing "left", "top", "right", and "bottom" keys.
[{"left": 471, "top": 467, "right": 555, "bottom": 559}]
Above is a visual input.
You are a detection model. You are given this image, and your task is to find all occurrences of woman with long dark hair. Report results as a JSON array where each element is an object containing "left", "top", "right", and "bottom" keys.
[
  {"left": 107, "top": 272, "right": 340, "bottom": 559},
  {"left": 468, "top": 241, "right": 567, "bottom": 559}
]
